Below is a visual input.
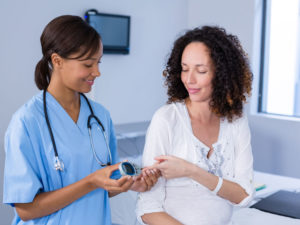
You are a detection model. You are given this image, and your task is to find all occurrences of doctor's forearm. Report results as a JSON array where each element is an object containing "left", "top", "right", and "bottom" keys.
[
  {"left": 15, "top": 175, "right": 96, "bottom": 221},
  {"left": 188, "top": 164, "right": 248, "bottom": 204}
]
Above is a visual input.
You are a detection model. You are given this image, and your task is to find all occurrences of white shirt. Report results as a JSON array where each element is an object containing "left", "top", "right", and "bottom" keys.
[{"left": 136, "top": 102, "right": 254, "bottom": 225}]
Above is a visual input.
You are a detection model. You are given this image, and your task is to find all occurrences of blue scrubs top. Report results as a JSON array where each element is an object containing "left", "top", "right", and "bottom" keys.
[{"left": 3, "top": 91, "right": 120, "bottom": 225}]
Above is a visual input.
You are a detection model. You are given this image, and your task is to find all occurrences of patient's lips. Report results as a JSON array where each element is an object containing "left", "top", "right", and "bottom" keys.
[{"left": 187, "top": 88, "right": 200, "bottom": 94}]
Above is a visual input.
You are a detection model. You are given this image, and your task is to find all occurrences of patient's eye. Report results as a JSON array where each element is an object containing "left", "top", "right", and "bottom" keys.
[{"left": 84, "top": 64, "right": 93, "bottom": 68}]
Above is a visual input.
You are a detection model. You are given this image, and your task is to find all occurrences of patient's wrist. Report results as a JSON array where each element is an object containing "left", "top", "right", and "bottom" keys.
[{"left": 187, "top": 163, "right": 199, "bottom": 179}]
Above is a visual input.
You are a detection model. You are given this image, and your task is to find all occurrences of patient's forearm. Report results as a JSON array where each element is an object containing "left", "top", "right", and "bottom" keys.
[
  {"left": 141, "top": 212, "right": 183, "bottom": 225},
  {"left": 189, "top": 164, "right": 248, "bottom": 204}
]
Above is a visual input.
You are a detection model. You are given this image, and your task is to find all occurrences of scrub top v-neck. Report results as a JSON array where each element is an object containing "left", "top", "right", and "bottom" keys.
[{"left": 3, "top": 91, "right": 119, "bottom": 225}]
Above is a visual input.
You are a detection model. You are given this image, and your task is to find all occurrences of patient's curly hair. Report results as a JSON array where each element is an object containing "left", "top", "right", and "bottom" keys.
[{"left": 163, "top": 26, "right": 252, "bottom": 122}]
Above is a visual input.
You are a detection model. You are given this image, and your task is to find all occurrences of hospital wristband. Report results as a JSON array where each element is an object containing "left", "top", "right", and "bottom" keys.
[{"left": 212, "top": 177, "right": 223, "bottom": 195}]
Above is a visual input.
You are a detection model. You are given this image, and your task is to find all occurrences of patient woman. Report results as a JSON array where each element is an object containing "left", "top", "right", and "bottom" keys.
[{"left": 136, "top": 26, "right": 254, "bottom": 225}]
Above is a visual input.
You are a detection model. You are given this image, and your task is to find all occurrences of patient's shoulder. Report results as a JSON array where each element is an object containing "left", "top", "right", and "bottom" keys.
[
  {"left": 152, "top": 102, "right": 181, "bottom": 120},
  {"left": 151, "top": 102, "right": 186, "bottom": 127}
]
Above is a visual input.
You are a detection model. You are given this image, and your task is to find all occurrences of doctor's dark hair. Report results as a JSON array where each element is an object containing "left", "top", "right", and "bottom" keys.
[
  {"left": 35, "top": 15, "right": 101, "bottom": 90},
  {"left": 163, "top": 26, "right": 253, "bottom": 122}
]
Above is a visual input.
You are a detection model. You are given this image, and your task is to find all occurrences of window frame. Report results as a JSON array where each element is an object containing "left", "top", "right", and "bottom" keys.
[
  {"left": 255, "top": 0, "right": 300, "bottom": 119},
  {"left": 257, "top": 0, "right": 267, "bottom": 113}
]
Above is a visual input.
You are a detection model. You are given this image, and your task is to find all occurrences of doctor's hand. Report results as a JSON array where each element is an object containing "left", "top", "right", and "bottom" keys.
[
  {"left": 148, "top": 155, "right": 193, "bottom": 179},
  {"left": 89, "top": 163, "right": 134, "bottom": 193},
  {"left": 130, "top": 168, "right": 161, "bottom": 192}
]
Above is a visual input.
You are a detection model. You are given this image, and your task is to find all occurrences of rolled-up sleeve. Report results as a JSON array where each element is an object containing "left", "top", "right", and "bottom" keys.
[
  {"left": 136, "top": 110, "right": 170, "bottom": 224},
  {"left": 229, "top": 115, "right": 254, "bottom": 207}
]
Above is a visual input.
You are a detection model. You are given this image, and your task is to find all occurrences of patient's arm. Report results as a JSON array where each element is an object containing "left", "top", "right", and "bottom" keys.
[
  {"left": 142, "top": 212, "right": 183, "bottom": 225},
  {"left": 148, "top": 155, "right": 249, "bottom": 204},
  {"left": 188, "top": 164, "right": 249, "bottom": 204}
]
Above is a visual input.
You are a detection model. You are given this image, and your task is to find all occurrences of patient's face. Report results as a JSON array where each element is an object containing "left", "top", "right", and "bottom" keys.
[{"left": 181, "top": 42, "right": 214, "bottom": 104}]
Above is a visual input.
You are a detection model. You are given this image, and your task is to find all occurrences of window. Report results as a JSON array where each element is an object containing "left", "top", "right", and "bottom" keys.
[{"left": 259, "top": 0, "right": 300, "bottom": 117}]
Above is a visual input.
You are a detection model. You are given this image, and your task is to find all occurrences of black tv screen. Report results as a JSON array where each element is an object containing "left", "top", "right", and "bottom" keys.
[{"left": 85, "top": 10, "right": 130, "bottom": 54}]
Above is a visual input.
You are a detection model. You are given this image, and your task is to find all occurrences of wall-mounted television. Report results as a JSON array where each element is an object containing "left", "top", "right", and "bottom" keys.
[{"left": 85, "top": 9, "right": 130, "bottom": 54}]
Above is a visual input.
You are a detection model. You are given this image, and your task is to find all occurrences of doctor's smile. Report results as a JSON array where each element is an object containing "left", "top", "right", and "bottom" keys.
[{"left": 85, "top": 79, "right": 95, "bottom": 86}]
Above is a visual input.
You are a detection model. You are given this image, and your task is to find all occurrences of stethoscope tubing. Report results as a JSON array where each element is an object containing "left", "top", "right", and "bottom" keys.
[{"left": 43, "top": 90, "right": 112, "bottom": 171}]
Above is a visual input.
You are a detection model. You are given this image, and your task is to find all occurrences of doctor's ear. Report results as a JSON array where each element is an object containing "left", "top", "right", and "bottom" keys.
[{"left": 51, "top": 53, "right": 63, "bottom": 68}]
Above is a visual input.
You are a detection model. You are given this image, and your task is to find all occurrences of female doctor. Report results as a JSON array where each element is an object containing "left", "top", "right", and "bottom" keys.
[{"left": 3, "top": 15, "right": 160, "bottom": 225}]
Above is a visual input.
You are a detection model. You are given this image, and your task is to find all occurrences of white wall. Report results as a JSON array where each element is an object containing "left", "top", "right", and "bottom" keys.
[
  {"left": 188, "top": 0, "right": 254, "bottom": 57},
  {"left": 93, "top": 1, "right": 187, "bottom": 124},
  {"left": 188, "top": 0, "right": 300, "bottom": 179},
  {"left": 0, "top": 0, "right": 187, "bottom": 223}
]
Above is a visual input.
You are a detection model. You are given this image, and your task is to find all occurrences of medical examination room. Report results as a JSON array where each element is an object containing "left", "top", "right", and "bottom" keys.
[{"left": 1, "top": 0, "right": 300, "bottom": 224}]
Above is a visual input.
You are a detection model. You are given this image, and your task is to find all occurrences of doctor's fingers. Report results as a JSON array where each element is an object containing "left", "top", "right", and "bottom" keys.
[
  {"left": 152, "top": 169, "right": 162, "bottom": 178},
  {"left": 142, "top": 171, "right": 155, "bottom": 188},
  {"left": 101, "top": 176, "right": 131, "bottom": 190},
  {"left": 107, "top": 163, "right": 121, "bottom": 174},
  {"left": 107, "top": 177, "right": 134, "bottom": 192},
  {"left": 93, "top": 164, "right": 120, "bottom": 180},
  {"left": 143, "top": 170, "right": 160, "bottom": 185}
]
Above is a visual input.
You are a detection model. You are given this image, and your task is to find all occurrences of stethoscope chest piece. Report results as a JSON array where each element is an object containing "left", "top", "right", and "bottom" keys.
[{"left": 54, "top": 156, "right": 64, "bottom": 172}]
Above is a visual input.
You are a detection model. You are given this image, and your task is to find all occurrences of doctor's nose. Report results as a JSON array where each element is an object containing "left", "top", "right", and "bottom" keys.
[{"left": 91, "top": 66, "right": 101, "bottom": 77}]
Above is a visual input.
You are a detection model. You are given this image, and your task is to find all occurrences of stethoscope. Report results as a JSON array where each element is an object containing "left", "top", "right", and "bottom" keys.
[{"left": 43, "top": 90, "right": 112, "bottom": 172}]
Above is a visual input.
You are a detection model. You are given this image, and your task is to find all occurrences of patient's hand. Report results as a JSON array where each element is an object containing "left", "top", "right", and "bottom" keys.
[
  {"left": 130, "top": 168, "right": 161, "bottom": 192},
  {"left": 148, "top": 155, "right": 193, "bottom": 179}
]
